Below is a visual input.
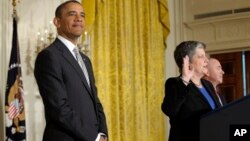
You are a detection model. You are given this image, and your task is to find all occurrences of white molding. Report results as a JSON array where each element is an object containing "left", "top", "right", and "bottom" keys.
[{"left": 183, "top": 12, "right": 250, "bottom": 53}]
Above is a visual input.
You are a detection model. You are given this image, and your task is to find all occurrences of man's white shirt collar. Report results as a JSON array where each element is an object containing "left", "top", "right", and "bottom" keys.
[{"left": 57, "top": 35, "right": 78, "bottom": 59}]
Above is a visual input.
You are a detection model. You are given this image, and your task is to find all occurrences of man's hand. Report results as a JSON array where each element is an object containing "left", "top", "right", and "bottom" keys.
[{"left": 99, "top": 135, "right": 107, "bottom": 141}]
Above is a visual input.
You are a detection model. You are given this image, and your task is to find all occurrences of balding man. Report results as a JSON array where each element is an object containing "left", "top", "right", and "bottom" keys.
[{"left": 204, "top": 58, "right": 227, "bottom": 106}]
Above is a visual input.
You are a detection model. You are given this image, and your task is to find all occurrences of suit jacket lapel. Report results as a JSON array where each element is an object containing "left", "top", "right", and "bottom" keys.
[
  {"left": 54, "top": 39, "right": 93, "bottom": 97},
  {"left": 190, "top": 82, "right": 212, "bottom": 108},
  {"left": 201, "top": 80, "right": 222, "bottom": 108},
  {"left": 190, "top": 80, "right": 221, "bottom": 109}
]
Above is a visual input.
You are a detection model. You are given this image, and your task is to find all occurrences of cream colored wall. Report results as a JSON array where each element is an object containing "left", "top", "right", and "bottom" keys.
[
  {"left": 0, "top": 1, "right": 12, "bottom": 140},
  {"left": 182, "top": 0, "right": 250, "bottom": 53}
]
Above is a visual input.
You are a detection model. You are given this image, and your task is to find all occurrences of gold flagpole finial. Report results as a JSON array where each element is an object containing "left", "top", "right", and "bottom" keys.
[{"left": 11, "top": 0, "right": 20, "bottom": 19}]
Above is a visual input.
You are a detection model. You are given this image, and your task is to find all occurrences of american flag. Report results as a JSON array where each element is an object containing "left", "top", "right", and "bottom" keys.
[
  {"left": 5, "top": 15, "right": 26, "bottom": 141},
  {"left": 8, "top": 100, "right": 20, "bottom": 119}
]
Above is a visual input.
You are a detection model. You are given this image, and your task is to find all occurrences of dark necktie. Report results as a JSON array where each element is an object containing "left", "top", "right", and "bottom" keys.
[
  {"left": 73, "top": 47, "right": 90, "bottom": 87},
  {"left": 216, "top": 92, "right": 223, "bottom": 106}
]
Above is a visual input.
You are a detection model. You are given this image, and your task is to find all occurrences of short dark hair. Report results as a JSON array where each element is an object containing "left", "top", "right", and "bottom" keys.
[
  {"left": 174, "top": 41, "right": 206, "bottom": 73},
  {"left": 55, "top": 0, "right": 81, "bottom": 18}
]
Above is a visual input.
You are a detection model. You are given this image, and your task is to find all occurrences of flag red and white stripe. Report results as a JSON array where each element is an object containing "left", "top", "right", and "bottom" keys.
[{"left": 8, "top": 101, "right": 20, "bottom": 119}]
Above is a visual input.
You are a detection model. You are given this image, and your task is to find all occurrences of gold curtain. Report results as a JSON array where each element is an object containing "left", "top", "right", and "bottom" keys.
[{"left": 82, "top": 0, "right": 170, "bottom": 140}]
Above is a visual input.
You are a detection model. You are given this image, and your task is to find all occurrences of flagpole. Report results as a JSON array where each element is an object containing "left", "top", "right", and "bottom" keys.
[
  {"left": 11, "top": 0, "right": 21, "bottom": 76},
  {"left": 11, "top": 0, "right": 20, "bottom": 19}
]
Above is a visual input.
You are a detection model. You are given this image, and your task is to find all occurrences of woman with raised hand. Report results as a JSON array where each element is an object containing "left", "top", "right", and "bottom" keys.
[{"left": 161, "top": 41, "right": 222, "bottom": 141}]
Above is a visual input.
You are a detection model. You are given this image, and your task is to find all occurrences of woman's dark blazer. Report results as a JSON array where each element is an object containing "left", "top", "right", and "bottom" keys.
[
  {"left": 34, "top": 38, "right": 108, "bottom": 141},
  {"left": 161, "top": 77, "right": 222, "bottom": 141}
]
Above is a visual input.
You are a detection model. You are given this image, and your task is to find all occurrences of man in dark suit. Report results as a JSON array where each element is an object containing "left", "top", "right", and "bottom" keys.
[
  {"left": 204, "top": 58, "right": 227, "bottom": 106},
  {"left": 34, "top": 1, "right": 108, "bottom": 141}
]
